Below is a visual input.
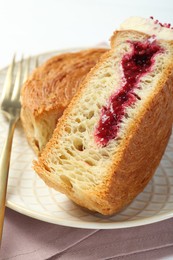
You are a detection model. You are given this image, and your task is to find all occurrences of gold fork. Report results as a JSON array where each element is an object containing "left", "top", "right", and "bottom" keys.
[{"left": 0, "top": 56, "right": 32, "bottom": 244}]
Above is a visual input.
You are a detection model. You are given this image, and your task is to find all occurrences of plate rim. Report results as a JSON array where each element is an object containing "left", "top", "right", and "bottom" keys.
[{"left": 6, "top": 200, "right": 173, "bottom": 229}]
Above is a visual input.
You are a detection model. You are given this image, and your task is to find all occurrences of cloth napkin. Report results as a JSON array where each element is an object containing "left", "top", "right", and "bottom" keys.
[{"left": 0, "top": 208, "right": 173, "bottom": 260}]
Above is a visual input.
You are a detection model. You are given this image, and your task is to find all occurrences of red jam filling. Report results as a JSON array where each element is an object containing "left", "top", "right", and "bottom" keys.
[{"left": 94, "top": 38, "right": 162, "bottom": 146}]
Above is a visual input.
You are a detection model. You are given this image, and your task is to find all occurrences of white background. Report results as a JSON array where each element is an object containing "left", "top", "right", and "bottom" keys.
[{"left": 0, "top": 0, "right": 173, "bottom": 68}]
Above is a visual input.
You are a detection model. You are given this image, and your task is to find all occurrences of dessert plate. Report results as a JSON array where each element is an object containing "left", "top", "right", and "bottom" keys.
[{"left": 0, "top": 48, "right": 173, "bottom": 229}]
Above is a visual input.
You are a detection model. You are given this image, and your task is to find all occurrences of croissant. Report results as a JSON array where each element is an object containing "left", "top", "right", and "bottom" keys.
[
  {"left": 34, "top": 17, "right": 173, "bottom": 215},
  {"left": 21, "top": 48, "right": 107, "bottom": 154}
]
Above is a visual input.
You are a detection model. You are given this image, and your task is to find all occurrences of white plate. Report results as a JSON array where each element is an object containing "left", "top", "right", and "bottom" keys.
[{"left": 1, "top": 48, "right": 173, "bottom": 229}]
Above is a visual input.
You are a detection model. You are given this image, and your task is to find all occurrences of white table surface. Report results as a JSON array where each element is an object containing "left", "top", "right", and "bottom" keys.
[{"left": 0, "top": 0, "right": 173, "bottom": 69}]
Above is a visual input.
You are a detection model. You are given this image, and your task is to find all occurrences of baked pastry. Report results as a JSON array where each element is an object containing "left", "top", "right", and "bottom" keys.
[
  {"left": 21, "top": 48, "right": 107, "bottom": 155},
  {"left": 34, "top": 17, "right": 173, "bottom": 215}
]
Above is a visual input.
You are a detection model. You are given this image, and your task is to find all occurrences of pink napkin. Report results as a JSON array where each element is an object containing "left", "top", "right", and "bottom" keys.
[{"left": 1, "top": 208, "right": 173, "bottom": 260}]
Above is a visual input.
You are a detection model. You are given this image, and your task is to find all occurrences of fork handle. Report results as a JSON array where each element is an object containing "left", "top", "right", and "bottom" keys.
[{"left": 0, "top": 118, "right": 17, "bottom": 244}]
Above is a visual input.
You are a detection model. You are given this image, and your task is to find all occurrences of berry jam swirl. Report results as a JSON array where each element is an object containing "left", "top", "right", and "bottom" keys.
[{"left": 94, "top": 38, "right": 163, "bottom": 146}]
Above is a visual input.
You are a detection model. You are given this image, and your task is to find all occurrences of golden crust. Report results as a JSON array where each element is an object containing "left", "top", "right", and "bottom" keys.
[
  {"left": 35, "top": 71, "right": 173, "bottom": 214},
  {"left": 101, "top": 72, "right": 173, "bottom": 214},
  {"left": 34, "top": 31, "right": 173, "bottom": 215},
  {"left": 21, "top": 48, "right": 107, "bottom": 117},
  {"left": 21, "top": 48, "right": 107, "bottom": 154}
]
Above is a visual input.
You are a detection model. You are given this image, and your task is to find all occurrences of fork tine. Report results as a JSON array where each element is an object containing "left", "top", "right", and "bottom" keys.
[
  {"left": 11, "top": 55, "right": 39, "bottom": 102},
  {"left": 23, "top": 56, "right": 30, "bottom": 83},
  {"left": 11, "top": 56, "right": 23, "bottom": 102},
  {"left": 1, "top": 54, "right": 16, "bottom": 102},
  {"left": 33, "top": 56, "right": 39, "bottom": 71}
]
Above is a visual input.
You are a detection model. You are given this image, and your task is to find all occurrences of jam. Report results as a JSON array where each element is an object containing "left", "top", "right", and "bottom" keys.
[{"left": 94, "top": 38, "right": 162, "bottom": 146}]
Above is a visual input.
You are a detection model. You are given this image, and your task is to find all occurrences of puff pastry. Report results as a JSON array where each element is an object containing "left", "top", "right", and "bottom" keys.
[
  {"left": 34, "top": 17, "right": 173, "bottom": 215},
  {"left": 21, "top": 48, "right": 107, "bottom": 154}
]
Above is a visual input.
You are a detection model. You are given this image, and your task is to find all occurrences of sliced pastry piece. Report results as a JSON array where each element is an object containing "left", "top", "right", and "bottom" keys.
[
  {"left": 34, "top": 17, "right": 173, "bottom": 215},
  {"left": 21, "top": 48, "right": 107, "bottom": 155}
]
